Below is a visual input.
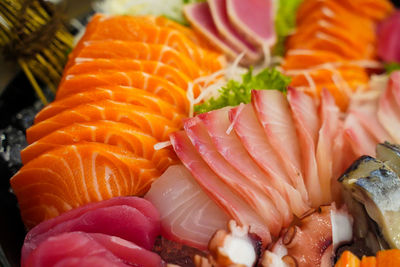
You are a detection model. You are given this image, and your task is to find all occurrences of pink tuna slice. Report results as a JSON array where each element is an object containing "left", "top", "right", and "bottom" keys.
[
  {"left": 23, "top": 232, "right": 163, "bottom": 267},
  {"left": 145, "top": 164, "right": 229, "bottom": 250},
  {"left": 198, "top": 108, "right": 292, "bottom": 227},
  {"left": 377, "top": 11, "right": 400, "bottom": 63},
  {"left": 378, "top": 79, "right": 400, "bottom": 144},
  {"left": 230, "top": 103, "right": 310, "bottom": 218},
  {"left": 184, "top": 116, "right": 282, "bottom": 236},
  {"left": 287, "top": 87, "right": 323, "bottom": 208},
  {"left": 21, "top": 197, "right": 160, "bottom": 264},
  {"left": 252, "top": 90, "right": 309, "bottom": 204},
  {"left": 184, "top": 2, "right": 239, "bottom": 60},
  {"left": 170, "top": 130, "right": 272, "bottom": 245},
  {"left": 226, "top": 0, "right": 276, "bottom": 48},
  {"left": 315, "top": 89, "right": 341, "bottom": 204},
  {"left": 208, "top": 0, "right": 262, "bottom": 64}
]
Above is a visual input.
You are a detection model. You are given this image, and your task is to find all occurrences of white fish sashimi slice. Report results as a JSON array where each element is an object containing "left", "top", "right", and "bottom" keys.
[
  {"left": 230, "top": 104, "right": 310, "bottom": 218},
  {"left": 199, "top": 108, "right": 292, "bottom": 227},
  {"left": 287, "top": 87, "right": 322, "bottom": 207},
  {"left": 184, "top": 117, "right": 282, "bottom": 236},
  {"left": 391, "top": 72, "right": 400, "bottom": 107},
  {"left": 252, "top": 90, "right": 309, "bottom": 204},
  {"left": 145, "top": 165, "right": 228, "bottom": 250},
  {"left": 378, "top": 82, "right": 400, "bottom": 144},
  {"left": 170, "top": 131, "right": 272, "bottom": 245}
]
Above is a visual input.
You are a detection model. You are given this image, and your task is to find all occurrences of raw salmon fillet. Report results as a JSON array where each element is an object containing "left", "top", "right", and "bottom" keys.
[
  {"left": 21, "top": 121, "right": 178, "bottom": 172},
  {"left": 26, "top": 100, "right": 179, "bottom": 143},
  {"left": 11, "top": 143, "right": 161, "bottom": 228}
]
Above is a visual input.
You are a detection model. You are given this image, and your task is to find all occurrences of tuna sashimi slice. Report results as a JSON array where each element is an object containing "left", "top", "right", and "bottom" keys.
[
  {"left": 199, "top": 108, "right": 292, "bottom": 227},
  {"left": 10, "top": 143, "right": 160, "bottom": 228},
  {"left": 378, "top": 79, "right": 400, "bottom": 144},
  {"left": 287, "top": 88, "right": 322, "bottom": 207},
  {"left": 226, "top": 0, "right": 276, "bottom": 48},
  {"left": 145, "top": 165, "right": 228, "bottom": 250},
  {"left": 252, "top": 90, "right": 309, "bottom": 203},
  {"left": 184, "top": 2, "right": 239, "bottom": 60},
  {"left": 24, "top": 232, "right": 163, "bottom": 267},
  {"left": 185, "top": 116, "right": 282, "bottom": 236},
  {"left": 21, "top": 196, "right": 160, "bottom": 264},
  {"left": 230, "top": 104, "right": 310, "bottom": 217},
  {"left": 26, "top": 100, "right": 179, "bottom": 144},
  {"left": 170, "top": 130, "right": 272, "bottom": 245},
  {"left": 21, "top": 121, "right": 177, "bottom": 172},
  {"left": 208, "top": 0, "right": 261, "bottom": 64},
  {"left": 35, "top": 86, "right": 185, "bottom": 124}
]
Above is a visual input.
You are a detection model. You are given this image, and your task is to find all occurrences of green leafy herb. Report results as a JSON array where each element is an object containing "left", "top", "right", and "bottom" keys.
[
  {"left": 273, "top": 0, "right": 303, "bottom": 56},
  {"left": 385, "top": 62, "right": 400, "bottom": 74},
  {"left": 194, "top": 68, "right": 291, "bottom": 114}
]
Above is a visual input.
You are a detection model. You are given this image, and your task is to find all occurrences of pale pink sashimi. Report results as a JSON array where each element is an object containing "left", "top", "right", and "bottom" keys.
[
  {"left": 252, "top": 90, "right": 308, "bottom": 203},
  {"left": 170, "top": 131, "right": 272, "bottom": 245},
  {"left": 315, "top": 89, "right": 341, "bottom": 204},
  {"left": 287, "top": 87, "right": 322, "bottom": 207},
  {"left": 145, "top": 165, "right": 229, "bottom": 250},
  {"left": 199, "top": 108, "right": 292, "bottom": 227},
  {"left": 184, "top": 116, "right": 282, "bottom": 236},
  {"left": 230, "top": 104, "right": 310, "bottom": 217},
  {"left": 344, "top": 112, "right": 377, "bottom": 157},
  {"left": 378, "top": 80, "right": 400, "bottom": 144},
  {"left": 389, "top": 71, "right": 400, "bottom": 110},
  {"left": 21, "top": 196, "right": 160, "bottom": 264}
]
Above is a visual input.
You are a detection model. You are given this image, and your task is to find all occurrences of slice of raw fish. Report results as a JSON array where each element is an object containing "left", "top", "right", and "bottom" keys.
[
  {"left": 23, "top": 232, "right": 164, "bottom": 267},
  {"left": 184, "top": 2, "right": 239, "bottom": 60},
  {"left": 378, "top": 79, "right": 400, "bottom": 144},
  {"left": 11, "top": 143, "right": 160, "bottom": 228},
  {"left": 170, "top": 131, "right": 272, "bottom": 245},
  {"left": 252, "top": 90, "right": 309, "bottom": 203},
  {"left": 26, "top": 100, "right": 179, "bottom": 143},
  {"left": 184, "top": 116, "right": 282, "bottom": 236},
  {"left": 21, "top": 196, "right": 160, "bottom": 264},
  {"left": 21, "top": 121, "right": 177, "bottom": 172},
  {"left": 145, "top": 165, "right": 229, "bottom": 250},
  {"left": 287, "top": 87, "right": 323, "bottom": 207},
  {"left": 208, "top": 0, "right": 261, "bottom": 64},
  {"left": 230, "top": 104, "right": 310, "bottom": 217},
  {"left": 199, "top": 108, "right": 292, "bottom": 227},
  {"left": 226, "top": 0, "right": 276, "bottom": 48},
  {"left": 389, "top": 71, "right": 400, "bottom": 110},
  {"left": 377, "top": 11, "right": 400, "bottom": 63}
]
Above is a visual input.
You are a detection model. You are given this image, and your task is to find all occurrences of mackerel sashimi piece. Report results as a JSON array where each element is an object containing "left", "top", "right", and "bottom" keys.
[
  {"left": 21, "top": 121, "right": 177, "bottom": 172},
  {"left": 56, "top": 71, "right": 189, "bottom": 113},
  {"left": 35, "top": 86, "right": 185, "bottom": 124},
  {"left": 70, "top": 41, "right": 203, "bottom": 79},
  {"left": 252, "top": 90, "right": 309, "bottom": 204},
  {"left": 199, "top": 108, "right": 292, "bottom": 227},
  {"left": 287, "top": 88, "right": 322, "bottom": 207},
  {"left": 23, "top": 232, "right": 164, "bottom": 267},
  {"left": 145, "top": 165, "right": 229, "bottom": 250},
  {"left": 22, "top": 197, "right": 160, "bottom": 263},
  {"left": 208, "top": 0, "right": 261, "bottom": 63},
  {"left": 230, "top": 104, "right": 310, "bottom": 217},
  {"left": 170, "top": 131, "right": 272, "bottom": 245},
  {"left": 26, "top": 100, "right": 179, "bottom": 143},
  {"left": 184, "top": 2, "right": 239, "bottom": 60},
  {"left": 10, "top": 143, "right": 160, "bottom": 228},
  {"left": 184, "top": 116, "right": 282, "bottom": 236},
  {"left": 226, "top": 0, "right": 276, "bottom": 47},
  {"left": 63, "top": 59, "right": 192, "bottom": 90}
]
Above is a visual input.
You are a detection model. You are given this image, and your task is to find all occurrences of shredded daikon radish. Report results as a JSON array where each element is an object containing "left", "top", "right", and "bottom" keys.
[
  {"left": 186, "top": 82, "right": 195, "bottom": 117},
  {"left": 154, "top": 141, "right": 172, "bottom": 150},
  {"left": 303, "top": 71, "right": 317, "bottom": 93}
]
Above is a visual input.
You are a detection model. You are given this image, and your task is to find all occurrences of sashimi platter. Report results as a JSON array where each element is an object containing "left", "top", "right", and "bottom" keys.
[{"left": 2, "top": 0, "right": 400, "bottom": 266}]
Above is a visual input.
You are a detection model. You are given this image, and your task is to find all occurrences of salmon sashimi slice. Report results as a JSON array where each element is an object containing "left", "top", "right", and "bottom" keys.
[
  {"left": 21, "top": 121, "right": 178, "bottom": 172},
  {"left": 10, "top": 143, "right": 160, "bottom": 228},
  {"left": 198, "top": 108, "right": 292, "bottom": 227},
  {"left": 336, "top": 0, "right": 394, "bottom": 21},
  {"left": 287, "top": 88, "right": 323, "bottom": 207},
  {"left": 252, "top": 90, "right": 309, "bottom": 204},
  {"left": 26, "top": 100, "right": 179, "bottom": 143},
  {"left": 35, "top": 86, "right": 186, "bottom": 125},
  {"left": 230, "top": 104, "right": 310, "bottom": 217},
  {"left": 145, "top": 165, "right": 229, "bottom": 250},
  {"left": 68, "top": 41, "right": 203, "bottom": 79},
  {"left": 56, "top": 71, "right": 189, "bottom": 113},
  {"left": 170, "top": 130, "right": 272, "bottom": 246},
  {"left": 282, "top": 49, "right": 346, "bottom": 70},
  {"left": 184, "top": 116, "right": 283, "bottom": 236},
  {"left": 378, "top": 81, "right": 400, "bottom": 144},
  {"left": 63, "top": 59, "right": 192, "bottom": 90}
]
